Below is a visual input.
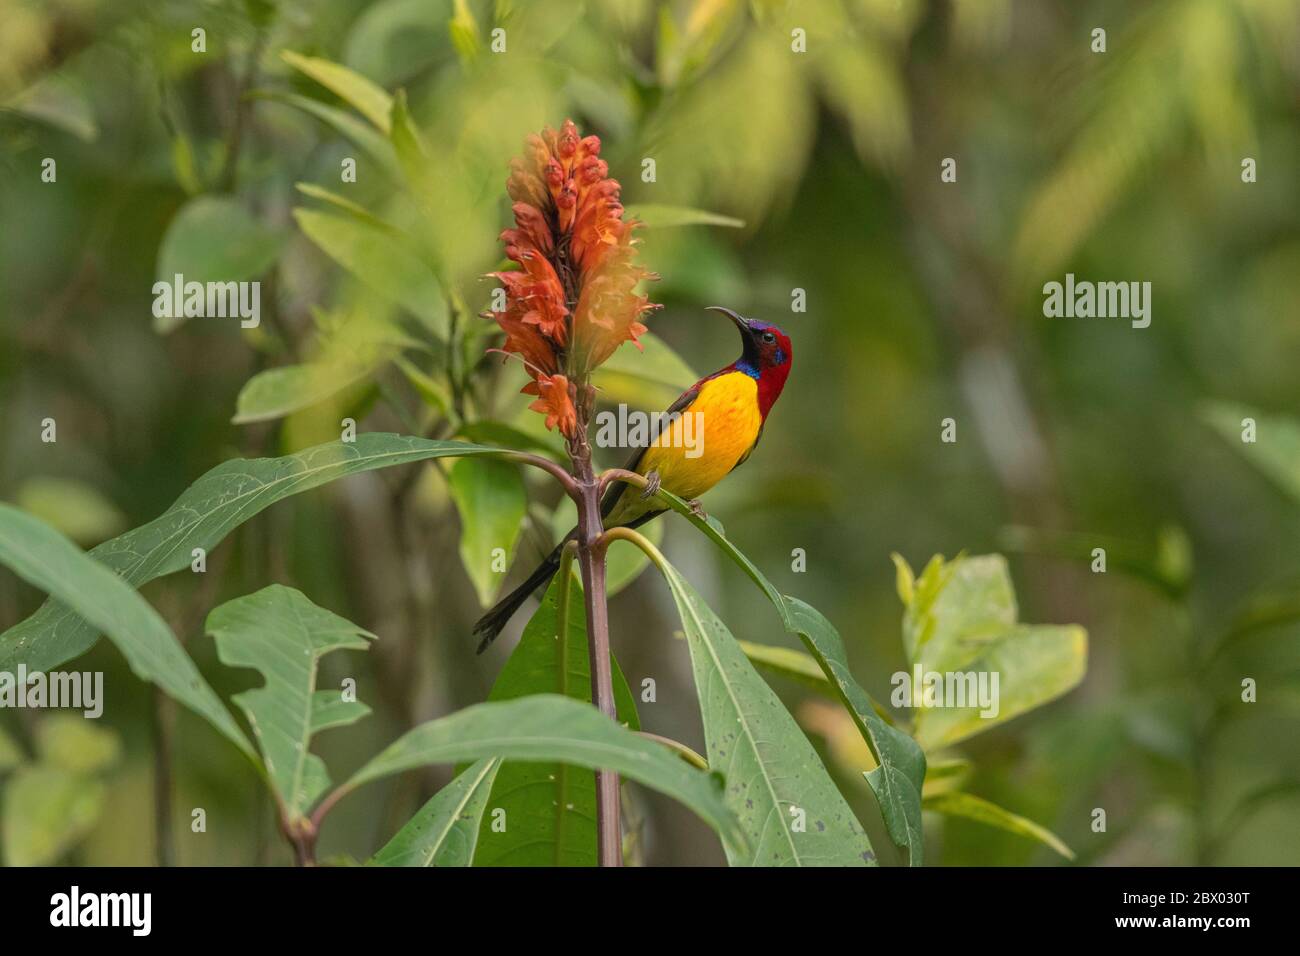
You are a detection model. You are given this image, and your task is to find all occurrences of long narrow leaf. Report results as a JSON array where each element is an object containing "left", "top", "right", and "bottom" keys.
[
  {"left": 0, "top": 504, "right": 253, "bottom": 758},
  {"left": 0, "top": 436, "right": 507, "bottom": 674}
]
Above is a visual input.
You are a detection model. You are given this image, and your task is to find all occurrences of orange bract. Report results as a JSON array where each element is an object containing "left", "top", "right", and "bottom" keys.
[{"left": 488, "top": 119, "right": 660, "bottom": 438}]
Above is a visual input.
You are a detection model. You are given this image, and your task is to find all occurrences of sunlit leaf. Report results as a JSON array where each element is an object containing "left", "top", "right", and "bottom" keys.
[
  {"left": 250, "top": 90, "right": 401, "bottom": 179},
  {"left": 281, "top": 50, "right": 394, "bottom": 133},
  {"left": 294, "top": 207, "right": 448, "bottom": 336},
  {"left": 924, "top": 790, "right": 1074, "bottom": 860},
  {"left": 14, "top": 477, "right": 125, "bottom": 545},
  {"left": 35, "top": 716, "right": 120, "bottom": 775},
  {"left": 2, "top": 766, "right": 104, "bottom": 866},
  {"left": 624, "top": 204, "right": 745, "bottom": 229}
]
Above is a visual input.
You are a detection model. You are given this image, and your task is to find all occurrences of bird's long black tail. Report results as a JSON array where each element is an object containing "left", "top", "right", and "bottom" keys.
[{"left": 473, "top": 537, "right": 570, "bottom": 653}]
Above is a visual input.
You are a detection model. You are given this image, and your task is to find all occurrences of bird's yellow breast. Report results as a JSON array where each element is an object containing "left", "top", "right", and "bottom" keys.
[{"left": 606, "top": 372, "right": 763, "bottom": 527}]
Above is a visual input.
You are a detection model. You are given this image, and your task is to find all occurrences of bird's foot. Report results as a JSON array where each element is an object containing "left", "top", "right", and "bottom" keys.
[
  {"left": 687, "top": 498, "right": 708, "bottom": 521},
  {"left": 640, "top": 469, "right": 662, "bottom": 500}
]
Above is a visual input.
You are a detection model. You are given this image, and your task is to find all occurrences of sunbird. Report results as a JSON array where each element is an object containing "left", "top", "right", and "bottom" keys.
[{"left": 474, "top": 306, "right": 793, "bottom": 651}]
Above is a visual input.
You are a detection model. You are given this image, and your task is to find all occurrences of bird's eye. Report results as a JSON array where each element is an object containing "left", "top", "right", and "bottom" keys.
[{"left": 761, "top": 331, "right": 776, "bottom": 344}]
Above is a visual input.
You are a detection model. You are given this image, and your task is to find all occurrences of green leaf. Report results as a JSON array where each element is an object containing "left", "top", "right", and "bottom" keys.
[
  {"left": 0, "top": 504, "right": 254, "bottom": 758},
  {"left": 473, "top": 575, "right": 640, "bottom": 866},
  {"left": 14, "top": 477, "right": 125, "bottom": 545},
  {"left": 341, "top": 695, "right": 743, "bottom": 852},
  {"left": 650, "top": 554, "right": 876, "bottom": 865},
  {"left": 294, "top": 207, "right": 447, "bottom": 336},
  {"left": 0, "top": 436, "right": 508, "bottom": 676},
  {"left": 1204, "top": 401, "right": 1300, "bottom": 503},
  {"left": 372, "top": 758, "right": 501, "bottom": 867},
  {"left": 448, "top": 0, "right": 482, "bottom": 61},
  {"left": 924, "top": 791, "right": 1074, "bottom": 861},
  {"left": 234, "top": 305, "right": 421, "bottom": 424},
  {"left": 208, "top": 585, "right": 374, "bottom": 821},
  {"left": 447, "top": 458, "right": 527, "bottom": 608},
  {"left": 634, "top": 489, "right": 930, "bottom": 863},
  {"left": 250, "top": 90, "right": 401, "bottom": 179},
  {"left": 623, "top": 204, "right": 746, "bottom": 229},
  {"left": 737, "top": 639, "right": 833, "bottom": 693},
  {"left": 637, "top": 488, "right": 926, "bottom": 864},
  {"left": 234, "top": 358, "right": 387, "bottom": 425},
  {"left": 35, "top": 716, "right": 121, "bottom": 774},
  {"left": 2, "top": 766, "right": 104, "bottom": 866},
  {"left": 281, "top": 50, "right": 394, "bottom": 133},
  {"left": 895, "top": 553, "right": 1088, "bottom": 750},
  {"left": 154, "top": 196, "right": 287, "bottom": 333},
  {"left": 592, "top": 331, "right": 700, "bottom": 411}
]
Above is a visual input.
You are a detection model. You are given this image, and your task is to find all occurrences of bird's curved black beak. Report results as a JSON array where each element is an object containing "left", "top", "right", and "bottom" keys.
[{"left": 706, "top": 305, "right": 749, "bottom": 333}]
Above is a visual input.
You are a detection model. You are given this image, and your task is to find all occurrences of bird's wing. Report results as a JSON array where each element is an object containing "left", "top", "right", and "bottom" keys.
[{"left": 599, "top": 380, "right": 703, "bottom": 519}]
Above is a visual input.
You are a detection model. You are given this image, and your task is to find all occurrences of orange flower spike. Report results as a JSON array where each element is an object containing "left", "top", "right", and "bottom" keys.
[{"left": 525, "top": 373, "right": 578, "bottom": 438}]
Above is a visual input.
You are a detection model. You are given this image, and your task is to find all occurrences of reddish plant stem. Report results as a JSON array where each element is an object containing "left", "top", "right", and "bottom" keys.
[{"left": 568, "top": 405, "right": 622, "bottom": 867}]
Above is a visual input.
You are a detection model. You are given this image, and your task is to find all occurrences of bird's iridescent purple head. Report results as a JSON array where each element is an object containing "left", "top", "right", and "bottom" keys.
[{"left": 706, "top": 306, "right": 792, "bottom": 416}]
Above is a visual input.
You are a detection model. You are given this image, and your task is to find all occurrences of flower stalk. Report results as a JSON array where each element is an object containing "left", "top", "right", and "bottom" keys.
[{"left": 485, "top": 120, "right": 660, "bottom": 865}]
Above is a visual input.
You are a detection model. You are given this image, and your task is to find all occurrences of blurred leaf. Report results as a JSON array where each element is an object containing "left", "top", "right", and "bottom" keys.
[
  {"left": 0, "top": 726, "right": 21, "bottom": 773},
  {"left": 921, "top": 755, "right": 972, "bottom": 797},
  {"left": 372, "top": 758, "right": 501, "bottom": 867},
  {"left": 473, "top": 575, "right": 640, "bottom": 866},
  {"left": 1204, "top": 402, "right": 1300, "bottom": 503},
  {"left": 395, "top": 356, "right": 452, "bottom": 418},
  {"left": 924, "top": 790, "right": 1074, "bottom": 861},
  {"left": 341, "top": 694, "right": 744, "bottom": 853},
  {"left": 14, "top": 477, "right": 125, "bottom": 545},
  {"left": 738, "top": 639, "right": 832, "bottom": 693},
  {"left": 251, "top": 90, "right": 401, "bottom": 179},
  {"left": 209, "top": 585, "right": 375, "bottom": 821},
  {"left": 447, "top": 458, "right": 527, "bottom": 607},
  {"left": 448, "top": 0, "right": 482, "bottom": 61},
  {"left": 649, "top": 551, "right": 876, "bottom": 865},
  {"left": 592, "top": 331, "right": 700, "bottom": 411},
  {"left": 0, "top": 437, "right": 508, "bottom": 675},
  {"left": 624, "top": 204, "right": 745, "bottom": 229},
  {"left": 895, "top": 553, "right": 1088, "bottom": 750},
  {"left": 5, "top": 74, "right": 97, "bottom": 141},
  {"left": 812, "top": 37, "right": 910, "bottom": 169},
  {"left": 0, "top": 504, "right": 254, "bottom": 759},
  {"left": 294, "top": 207, "right": 447, "bottom": 336},
  {"left": 281, "top": 50, "right": 394, "bottom": 133},
  {"left": 344, "top": 0, "right": 453, "bottom": 87},
  {"left": 2, "top": 766, "right": 104, "bottom": 866},
  {"left": 35, "top": 716, "right": 120, "bottom": 774},
  {"left": 234, "top": 358, "right": 386, "bottom": 425},
  {"left": 154, "top": 196, "right": 287, "bottom": 333}
]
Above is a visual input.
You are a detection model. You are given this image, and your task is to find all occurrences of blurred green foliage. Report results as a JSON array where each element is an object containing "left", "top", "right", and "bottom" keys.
[{"left": 1, "top": 0, "right": 1298, "bottom": 865}]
